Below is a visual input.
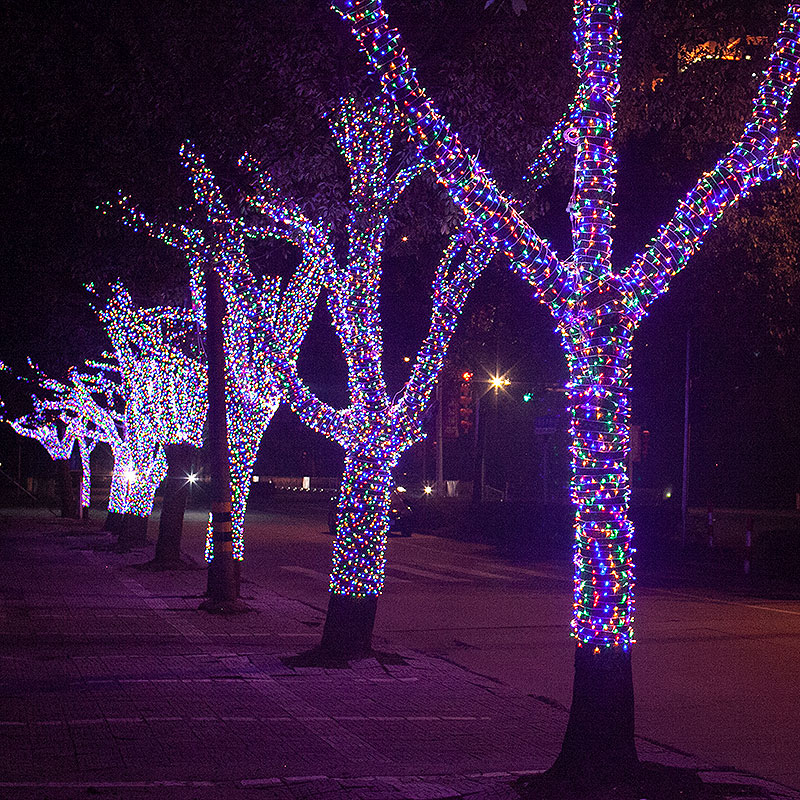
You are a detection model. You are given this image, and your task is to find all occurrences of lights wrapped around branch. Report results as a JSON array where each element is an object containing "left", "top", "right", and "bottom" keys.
[{"left": 333, "top": 0, "right": 800, "bottom": 649}]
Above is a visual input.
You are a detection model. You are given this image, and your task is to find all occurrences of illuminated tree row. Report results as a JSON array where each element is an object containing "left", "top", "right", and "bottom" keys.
[
  {"left": 108, "top": 136, "right": 329, "bottom": 559},
  {"left": 331, "top": 0, "right": 800, "bottom": 779}
]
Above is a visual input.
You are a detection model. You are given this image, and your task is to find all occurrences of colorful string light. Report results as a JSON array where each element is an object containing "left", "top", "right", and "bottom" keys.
[
  {"left": 4, "top": 360, "right": 127, "bottom": 513},
  {"left": 241, "top": 96, "right": 495, "bottom": 597},
  {"left": 332, "top": 0, "right": 800, "bottom": 647},
  {"left": 105, "top": 137, "right": 327, "bottom": 560}
]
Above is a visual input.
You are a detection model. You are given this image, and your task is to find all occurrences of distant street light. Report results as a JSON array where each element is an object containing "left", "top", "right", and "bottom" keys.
[{"left": 489, "top": 374, "right": 510, "bottom": 391}]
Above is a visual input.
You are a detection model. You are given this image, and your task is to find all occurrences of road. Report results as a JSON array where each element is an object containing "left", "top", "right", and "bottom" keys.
[{"left": 179, "top": 504, "right": 800, "bottom": 790}]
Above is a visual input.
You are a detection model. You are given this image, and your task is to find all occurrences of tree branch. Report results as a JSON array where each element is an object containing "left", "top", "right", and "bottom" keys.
[
  {"left": 332, "top": 0, "right": 569, "bottom": 308},
  {"left": 623, "top": 7, "right": 800, "bottom": 308}
]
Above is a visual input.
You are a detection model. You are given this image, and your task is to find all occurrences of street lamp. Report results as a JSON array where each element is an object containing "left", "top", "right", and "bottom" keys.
[{"left": 489, "top": 374, "right": 511, "bottom": 392}]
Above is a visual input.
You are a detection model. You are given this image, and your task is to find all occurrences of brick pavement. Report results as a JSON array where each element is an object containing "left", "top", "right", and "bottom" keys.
[{"left": 0, "top": 511, "right": 798, "bottom": 800}]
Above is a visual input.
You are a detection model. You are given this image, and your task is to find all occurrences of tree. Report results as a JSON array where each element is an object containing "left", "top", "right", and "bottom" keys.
[
  {"left": 5, "top": 378, "right": 93, "bottom": 518},
  {"left": 208, "top": 95, "right": 496, "bottom": 659},
  {"left": 332, "top": 0, "right": 800, "bottom": 789},
  {"left": 107, "top": 136, "right": 328, "bottom": 581},
  {"left": 93, "top": 284, "right": 208, "bottom": 561}
]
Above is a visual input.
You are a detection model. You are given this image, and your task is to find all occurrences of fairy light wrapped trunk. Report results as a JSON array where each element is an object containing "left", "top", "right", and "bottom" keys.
[
  {"left": 229, "top": 96, "right": 497, "bottom": 659},
  {"left": 94, "top": 286, "right": 206, "bottom": 553},
  {"left": 71, "top": 361, "right": 132, "bottom": 532},
  {"left": 332, "top": 0, "right": 800, "bottom": 783}
]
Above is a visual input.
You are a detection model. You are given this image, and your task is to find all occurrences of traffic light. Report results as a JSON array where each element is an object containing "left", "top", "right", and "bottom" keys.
[{"left": 459, "top": 371, "right": 474, "bottom": 435}]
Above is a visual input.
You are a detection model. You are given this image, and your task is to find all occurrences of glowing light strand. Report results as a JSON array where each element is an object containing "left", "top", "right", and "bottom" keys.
[
  {"left": 332, "top": 0, "right": 800, "bottom": 648},
  {"left": 246, "top": 96, "right": 495, "bottom": 597}
]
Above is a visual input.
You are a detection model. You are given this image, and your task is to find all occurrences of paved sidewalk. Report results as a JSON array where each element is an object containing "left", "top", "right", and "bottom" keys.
[{"left": 0, "top": 511, "right": 797, "bottom": 800}]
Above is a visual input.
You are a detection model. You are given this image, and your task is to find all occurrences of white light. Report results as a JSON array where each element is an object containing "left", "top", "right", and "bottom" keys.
[
  {"left": 187, "top": 473, "right": 198, "bottom": 485},
  {"left": 423, "top": 485, "right": 433, "bottom": 495},
  {"left": 490, "top": 375, "right": 510, "bottom": 390},
  {"left": 123, "top": 469, "right": 137, "bottom": 484},
  {"left": 396, "top": 485, "right": 406, "bottom": 493}
]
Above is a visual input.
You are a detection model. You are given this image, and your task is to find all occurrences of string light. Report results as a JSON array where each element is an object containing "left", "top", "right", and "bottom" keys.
[
  {"left": 104, "top": 136, "right": 328, "bottom": 560},
  {"left": 332, "top": 0, "right": 800, "bottom": 647},
  {"left": 247, "top": 96, "right": 495, "bottom": 597},
  {"left": 4, "top": 359, "right": 129, "bottom": 514}
]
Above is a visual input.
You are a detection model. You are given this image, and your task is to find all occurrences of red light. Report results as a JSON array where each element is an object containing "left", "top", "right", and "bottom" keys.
[{"left": 462, "top": 371, "right": 472, "bottom": 381}]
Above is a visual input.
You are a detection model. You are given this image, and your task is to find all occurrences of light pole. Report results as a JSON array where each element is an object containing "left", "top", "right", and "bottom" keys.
[{"left": 472, "top": 373, "right": 509, "bottom": 504}]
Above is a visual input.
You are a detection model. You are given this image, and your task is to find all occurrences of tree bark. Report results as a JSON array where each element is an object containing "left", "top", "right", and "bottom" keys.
[
  {"left": 320, "top": 594, "right": 378, "bottom": 660},
  {"left": 103, "top": 510, "right": 125, "bottom": 534},
  {"left": 153, "top": 444, "right": 194, "bottom": 566},
  {"left": 201, "top": 266, "right": 243, "bottom": 610},
  {"left": 56, "top": 458, "right": 77, "bottom": 518},
  {"left": 116, "top": 513, "right": 149, "bottom": 550},
  {"left": 550, "top": 645, "right": 638, "bottom": 786}
]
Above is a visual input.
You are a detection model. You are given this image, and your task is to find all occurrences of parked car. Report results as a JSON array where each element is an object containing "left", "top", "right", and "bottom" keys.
[{"left": 327, "top": 486, "right": 413, "bottom": 536}]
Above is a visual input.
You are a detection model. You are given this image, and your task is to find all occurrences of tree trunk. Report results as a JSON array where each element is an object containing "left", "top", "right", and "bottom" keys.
[
  {"left": 153, "top": 444, "right": 194, "bottom": 566},
  {"left": 320, "top": 594, "right": 378, "bottom": 659},
  {"left": 116, "top": 513, "right": 149, "bottom": 550},
  {"left": 550, "top": 645, "right": 638, "bottom": 786},
  {"left": 552, "top": 312, "right": 639, "bottom": 780},
  {"left": 56, "top": 459, "right": 77, "bottom": 518},
  {"left": 201, "top": 266, "right": 245, "bottom": 611},
  {"left": 103, "top": 510, "right": 124, "bottom": 534},
  {"left": 321, "top": 451, "right": 392, "bottom": 658}
]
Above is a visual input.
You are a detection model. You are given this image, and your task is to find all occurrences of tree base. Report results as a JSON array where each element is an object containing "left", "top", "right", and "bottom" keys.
[
  {"left": 548, "top": 644, "right": 638, "bottom": 789},
  {"left": 115, "top": 514, "right": 149, "bottom": 551},
  {"left": 204, "top": 552, "right": 241, "bottom": 605},
  {"left": 516, "top": 761, "right": 708, "bottom": 800},
  {"left": 103, "top": 511, "right": 125, "bottom": 534},
  {"left": 319, "top": 593, "right": 377, "bottom": 660}
]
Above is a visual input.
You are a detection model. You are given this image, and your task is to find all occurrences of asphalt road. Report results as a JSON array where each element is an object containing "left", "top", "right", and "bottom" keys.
[{"left": 179, "top": 504, "right": 800, "bottom": 790}]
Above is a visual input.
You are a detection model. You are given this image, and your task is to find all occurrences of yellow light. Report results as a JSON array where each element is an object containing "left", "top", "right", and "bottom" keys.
[{"left": 489, "top": 375, "right": 510, "bottom": 390}]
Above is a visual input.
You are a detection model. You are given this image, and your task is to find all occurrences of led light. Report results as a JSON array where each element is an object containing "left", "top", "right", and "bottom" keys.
[{"left": 332, "top": 0, "right": 800, "bottom": 649}]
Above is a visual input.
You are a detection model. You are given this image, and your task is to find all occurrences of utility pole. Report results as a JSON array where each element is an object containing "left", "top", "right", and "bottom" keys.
[
  {"left": 435, "top": 381, "right": 444, "bottom": 497},
  {"left": 200, "top": 266, "right": 247, "bottom": 613},
  {"left": 681, "top": 327, "right": 691, "bottom": 549}
]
